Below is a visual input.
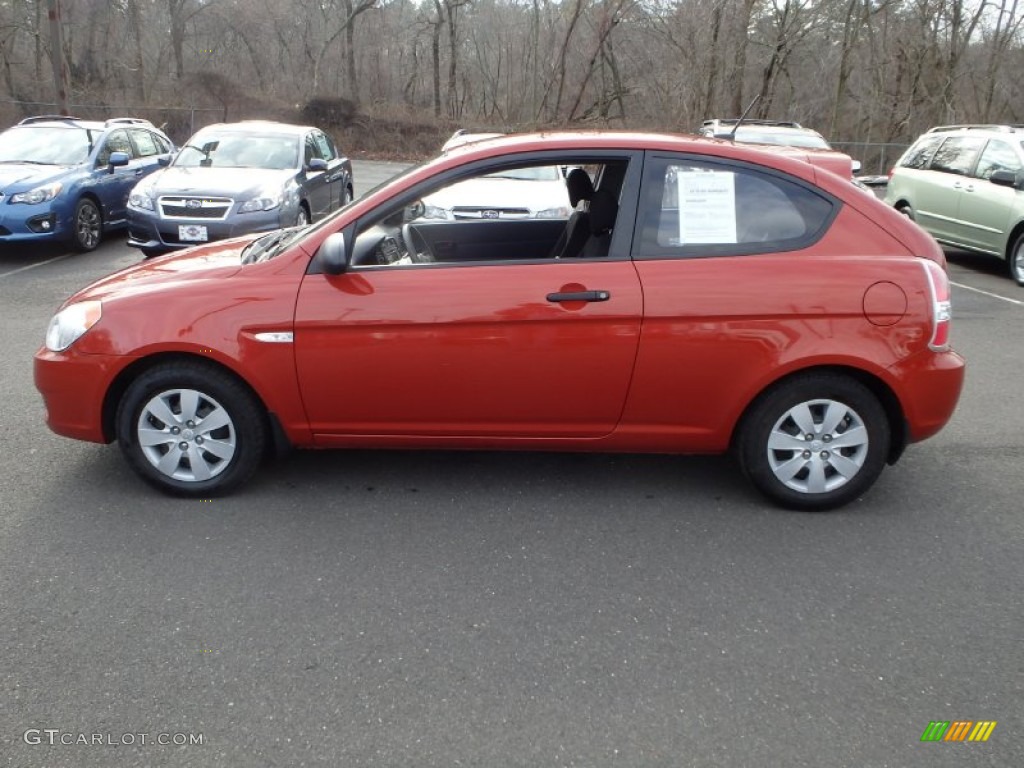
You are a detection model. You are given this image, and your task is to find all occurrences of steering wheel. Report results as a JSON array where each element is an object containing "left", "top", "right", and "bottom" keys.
[{"left": 401, "top": 223, "right": 435, "bottom": 264}]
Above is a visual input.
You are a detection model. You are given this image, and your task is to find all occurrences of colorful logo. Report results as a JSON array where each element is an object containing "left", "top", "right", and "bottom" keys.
[{"left": 921, "top": 721, "right": 997, "bottom": 742}]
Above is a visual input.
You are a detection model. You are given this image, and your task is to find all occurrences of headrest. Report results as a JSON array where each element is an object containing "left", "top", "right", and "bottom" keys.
[
  {"left": 589, "top": 188, "right": 618, "bottom": 235},
  {"left": 565, "top": 168, "right": 594, "bottom": 208}
]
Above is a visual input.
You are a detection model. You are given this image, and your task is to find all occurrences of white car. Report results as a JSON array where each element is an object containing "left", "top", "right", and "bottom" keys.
[{"left": 421, "top": 164, "right": 572, "bottom": 220}]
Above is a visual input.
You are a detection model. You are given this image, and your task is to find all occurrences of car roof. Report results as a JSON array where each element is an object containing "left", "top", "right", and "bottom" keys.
[
  {"left": 923, "top": 123, "right": 1024, "bottom": 136},
  {"left": 194, "top": 120, "right": 316, "bottom": 136},
  {"left": 414, "top": 130, "right": 856, "bottom": 189},
  {"left": 13, "top": 116, "right": 160, "bottom": 132}
]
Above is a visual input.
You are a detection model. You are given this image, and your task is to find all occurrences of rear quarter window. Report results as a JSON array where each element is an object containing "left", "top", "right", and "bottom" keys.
[
  {"left": 899, "top": 135, "right": 943, "bottom": 170},
  {"left": 634, "top": 155, "right": 835, "bottom": 258}
]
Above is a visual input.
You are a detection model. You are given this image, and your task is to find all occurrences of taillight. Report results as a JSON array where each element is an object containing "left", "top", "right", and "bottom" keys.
[{"left": 921, "top": 260, "right": 951, "bottom": 351}]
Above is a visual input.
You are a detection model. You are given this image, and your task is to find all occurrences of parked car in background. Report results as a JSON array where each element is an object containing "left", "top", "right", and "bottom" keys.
[
  {"left": 126, "top": 120, "right": 353, "bottom": 258},
  {"left": 36, "top": 131, "right": 964, "bottom": 510},
  {"left": 699, "top": 118, "right": 868, "bottom": 184},
  {"left": 0, "top": 115, "right": 174, "bottom": 251},
  {"left": 886, "top": 124, "right": 1024, "bottom": 286},
  {"left": 427, "top": 130, "right": 572, "bottom": 220}
]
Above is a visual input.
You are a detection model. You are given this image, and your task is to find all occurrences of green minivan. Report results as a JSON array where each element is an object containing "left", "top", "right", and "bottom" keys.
[{"left": 886, "top": 124, "right": 1024, "bottom": 286}]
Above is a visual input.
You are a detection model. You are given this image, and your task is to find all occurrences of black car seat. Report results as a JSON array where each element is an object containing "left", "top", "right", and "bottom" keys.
[
  {"left": 551, "top": 168, "right": 594, "bottom": 258},
  {"left": 579, "top": 187, "right": 619, "bottom": 258}
]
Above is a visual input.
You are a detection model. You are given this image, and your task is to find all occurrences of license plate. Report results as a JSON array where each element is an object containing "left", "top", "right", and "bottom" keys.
[{"left": 179, "top": 225, "right": 208, "bottom": 242}]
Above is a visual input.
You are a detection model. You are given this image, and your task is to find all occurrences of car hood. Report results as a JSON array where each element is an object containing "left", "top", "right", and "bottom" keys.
[
  {"left": 139, "top": 166, "right": 296, "bottom": 198},
  {"left": 424, "top": 176, "right": 570, "bottom": 213},
  {"left": 0, "top": 163, "right": 69, "bottom": 190},
  {"left": 65, "top": 236, "right": 258, "bottom": 305}
]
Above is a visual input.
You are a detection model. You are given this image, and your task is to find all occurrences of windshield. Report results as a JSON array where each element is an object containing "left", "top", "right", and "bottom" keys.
[
  {"left": 174, "top": 133, "right": 299, "bottom": 170},
  {"left": 0, "top": 125, "right": 95, "bottom": 165}
]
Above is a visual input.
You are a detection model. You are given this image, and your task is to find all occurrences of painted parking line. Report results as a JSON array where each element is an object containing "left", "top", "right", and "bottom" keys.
[
  {"left": 951, "top": 280, "right": 1024, "bottom": 307},
  {"left": 0, "top": 252, "right": 75, "bottom": 279}
]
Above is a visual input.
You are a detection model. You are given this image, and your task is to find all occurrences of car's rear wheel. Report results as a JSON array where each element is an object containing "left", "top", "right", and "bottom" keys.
[
  {"left": 736, "top": 373, "right": 890, "bottom": 511},
  {"left": 116, "top": 362, "right": 267, "bottom": 496},
  {"left": 896, "top": 203, "right": 915, "bottom": 221},
  {"left": 296, "top": 204, "right": 310, "bottom": 227},
  {"left": 72, "top": 198, "right": 102, "bottom": 251},
  {"left": 1009, "top": 232, "right": 1024, "bottom": 286}
]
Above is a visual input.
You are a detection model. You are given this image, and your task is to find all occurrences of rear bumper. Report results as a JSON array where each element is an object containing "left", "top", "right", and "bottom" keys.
[{"left": 890, "top": 348, "right": 966, "bottom": 444}]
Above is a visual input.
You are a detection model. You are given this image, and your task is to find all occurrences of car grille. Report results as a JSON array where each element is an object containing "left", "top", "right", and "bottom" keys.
[
  {"left": 159, "top": 196, "right": 232, "bottom": 220},
  {"left": 451, "top": 206, "right": 531, "bottom": 220}
]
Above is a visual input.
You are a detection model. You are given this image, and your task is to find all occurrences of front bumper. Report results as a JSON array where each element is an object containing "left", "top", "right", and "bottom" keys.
[
  {"left": 0, "top": 200, "right": 66, "bottom": 242},
  {"left": 126, "top": 206, "right": 289, "bottom": 252},
  {"left": 34, "top": 347, "right": 129, "bottom": 444}
]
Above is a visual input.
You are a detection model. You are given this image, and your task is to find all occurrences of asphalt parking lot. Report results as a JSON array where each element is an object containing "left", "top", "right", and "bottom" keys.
[{"left": 1, "top": 161, "right": 1021, "bottom": 767}]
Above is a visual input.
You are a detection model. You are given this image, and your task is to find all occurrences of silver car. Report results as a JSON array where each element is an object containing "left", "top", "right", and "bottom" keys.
[{"left": 126, "top": 121, "right": 353, "bottom": 257}]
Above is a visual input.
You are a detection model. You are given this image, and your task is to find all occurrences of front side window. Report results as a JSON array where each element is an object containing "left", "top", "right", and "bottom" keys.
[
  {"left": 96, "top": 129, "right": 133, "bottom": 166},
  {"left": 312, "top": 131, "right": 335, "bottom": 161},
  {"left": 973, "top": 139, "right": 1022, "bottom": 180},
  {"left": 635, "top": 156, "right": 834, "bottom": 257},
  {"left": 929, "top": 136, "right": 985, "bottom": 175},
  {"left": 347, "top": 158, "right": 629, "bottom": 267}
]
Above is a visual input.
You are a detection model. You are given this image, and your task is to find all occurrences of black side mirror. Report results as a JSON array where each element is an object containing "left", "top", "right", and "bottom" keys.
[
  {"left": 989, "top": 170, "right": 1020, "bottom": 189},
  {"left": 315, "top": 232, "right": 348, "bottom": 275},
  {"left": 307, "top": 158, "right": 328, "bottom": 172}
]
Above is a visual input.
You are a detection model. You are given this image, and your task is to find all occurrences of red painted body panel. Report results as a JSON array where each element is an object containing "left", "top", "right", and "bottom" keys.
[
  {"left": 34, "top": 132, "right": 965, "bottom": 470},
  {"left": 294, "top": 261, "right": 643, "bottom": 439}
]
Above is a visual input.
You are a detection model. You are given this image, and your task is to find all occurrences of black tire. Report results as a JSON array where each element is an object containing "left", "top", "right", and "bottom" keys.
[
  {"left": 1008, "top": 231, "right": 1024, "bottom": 286},
  {"left": 140, "top": 247, "right": 164, "bottom": 260},
  {"left": 116, "top": 362, "right": 267, "bottom": 497},
  {"left": 735, "top": 373, "right": 890, "bottom": 511},
  {"left": 72, "top": 198, "right": 103, "bottom": 251},
  {"left": 342, "top": 186, "right": 352, "bottom": 206}
]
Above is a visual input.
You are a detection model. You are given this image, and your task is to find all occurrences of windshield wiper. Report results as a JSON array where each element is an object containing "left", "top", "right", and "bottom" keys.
[{"left": 241, "top": 226, "right": 303, "bottom": 264}]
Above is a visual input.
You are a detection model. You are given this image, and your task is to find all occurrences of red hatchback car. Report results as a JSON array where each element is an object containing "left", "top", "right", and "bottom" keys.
[{"left": 35, "top": 132, "right": 965, "bottom": 510}]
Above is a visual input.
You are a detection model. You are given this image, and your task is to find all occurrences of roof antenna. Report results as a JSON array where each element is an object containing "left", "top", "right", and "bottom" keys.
[{"left": 728, "top": 95, "right": 760, "bottom": 141}]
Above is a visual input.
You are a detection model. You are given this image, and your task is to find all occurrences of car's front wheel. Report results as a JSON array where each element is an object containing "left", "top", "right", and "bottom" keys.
[
  {"left": 116, "top": 362, "right": 267, "bottom": 496},
  {"left": 736, "top": 373, "right": 890, "bottom": 511},
  {"left": 71, "top": 198, "right": 102, "bottom": 251},
  {"left": 1009, "top": 231, "right": 1024, "bottom": 286}
]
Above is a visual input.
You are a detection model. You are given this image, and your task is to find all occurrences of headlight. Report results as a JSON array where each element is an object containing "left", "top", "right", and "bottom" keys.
[
  {"left": 45, "top": 301, "right": 102, "bottom": 352},
  {"left": 10, "top": 182, "right": 64, "bottom": 205},
  {"left": 536, "top": 206, "right": 571, "bottom": 219},
  {"left": 421, "top": 204, "right": 449, "bottom": 220},
  {"left": 128, "top": 190, "right": 155, "bottom": 210},
  {"left": 238, "top": 194, "right": 281, "bottom": 213}
]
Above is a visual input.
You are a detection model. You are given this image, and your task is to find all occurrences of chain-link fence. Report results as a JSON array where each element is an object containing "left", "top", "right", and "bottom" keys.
[{"left": 0, "top": 99, "right": 225, "bottom": 144}]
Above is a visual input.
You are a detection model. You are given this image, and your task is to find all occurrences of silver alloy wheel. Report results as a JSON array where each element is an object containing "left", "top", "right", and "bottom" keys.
[
  {"left": 1013, "top": 238, "right": 1024, "bottom": 284},
  {"left": 136, "top": 388, "right": 237, "bottom": 482},
  {"left": 766, "top": 398, "right": 869, "bottom": 494},
  {"left": 76, "top": 200, "right": 101, "bottom": 249}
]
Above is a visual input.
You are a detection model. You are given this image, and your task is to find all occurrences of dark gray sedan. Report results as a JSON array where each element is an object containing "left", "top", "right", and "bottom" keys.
[{"left": 126, "top": 120, "right": 353, "bottom": 257}]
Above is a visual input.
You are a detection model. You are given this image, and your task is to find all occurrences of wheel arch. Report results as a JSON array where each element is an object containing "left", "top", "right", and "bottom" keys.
[
  {"left": 101, "top": 352, "right": 290, "bottom": 455},
  {"left": 1004, "top": 219, "right": 1024, "bottom": 261},
  {"left": 730, "top": 364, "right": 908, "bottom": 465}
]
